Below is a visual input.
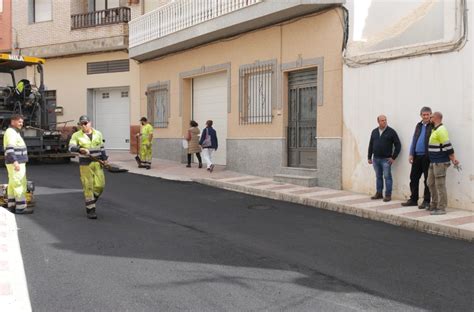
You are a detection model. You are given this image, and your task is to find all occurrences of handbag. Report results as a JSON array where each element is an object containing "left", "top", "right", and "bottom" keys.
[
  {"left": 201, "top": 128, "right": 212, "bottom": 148},
  {"left": 182, "top": 139, "right": 188, "bottom": 149}
]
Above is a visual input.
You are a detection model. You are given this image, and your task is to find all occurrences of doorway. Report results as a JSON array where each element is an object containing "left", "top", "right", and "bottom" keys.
[{"left": 287, "top": 69, "right": 318, "bottom": 168}]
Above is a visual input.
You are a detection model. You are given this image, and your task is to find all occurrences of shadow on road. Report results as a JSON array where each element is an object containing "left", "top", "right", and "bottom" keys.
[{"left": 7, "top": 164, "right": 474, "bottom": 311}]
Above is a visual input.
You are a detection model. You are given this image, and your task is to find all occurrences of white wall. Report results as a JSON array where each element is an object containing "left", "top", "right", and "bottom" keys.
[{"left": 343, "top": 0, "right": 473, "bottom": 210}]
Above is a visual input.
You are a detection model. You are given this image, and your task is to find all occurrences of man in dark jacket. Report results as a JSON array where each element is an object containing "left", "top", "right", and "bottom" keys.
[
  {"left": 368, "top": 115, "right": 401, "bottom": 202},
  {"left": 402, "top": 107, "right": 433, "bottom": 208}
]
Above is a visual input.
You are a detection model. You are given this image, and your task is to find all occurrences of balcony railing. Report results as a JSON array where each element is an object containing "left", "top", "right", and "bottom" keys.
[
  {"left": 129, "top": 0, "right": 263, "bottom": 48},
  {"left": 71, "top": 7, "right": 131, "bottom": 30}
]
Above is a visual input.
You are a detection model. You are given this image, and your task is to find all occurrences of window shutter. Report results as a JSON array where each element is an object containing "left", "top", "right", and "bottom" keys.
[{"left": 147, "top": 91, "right": 155, "bottom": 125}]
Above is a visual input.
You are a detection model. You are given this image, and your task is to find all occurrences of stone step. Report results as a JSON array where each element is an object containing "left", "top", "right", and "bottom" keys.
[
  {"left": 278, "top": 167, "right": 319, "bottom": 177},
  {"left": 273, "top": 174, "right": 318, "bottom": 187}
]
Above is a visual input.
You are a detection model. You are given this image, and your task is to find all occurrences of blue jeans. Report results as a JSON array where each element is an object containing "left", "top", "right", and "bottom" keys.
[{"left": 373, "top": 158, "right": 392, "bottom": 196}]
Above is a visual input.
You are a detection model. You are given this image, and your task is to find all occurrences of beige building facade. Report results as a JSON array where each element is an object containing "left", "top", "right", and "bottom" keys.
[
  {"left": 10, "top": 0, "right": 143, "bottom": 150},
  {"left": 132, "top": 3, "right": 345, "bottom": 188}
]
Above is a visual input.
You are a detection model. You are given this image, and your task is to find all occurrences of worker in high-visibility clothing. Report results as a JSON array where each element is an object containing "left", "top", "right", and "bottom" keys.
[
  {"left": 136, "top": 117, "right": 153, "bottom": 169},
  {"left": 427, "top": 111, "right": 460, "bottom": 215},
  {"left": 3, "top": 114, "right": 31, "bottom": 214},
  {"left": 69, "top": 115, "right": 108, "bottom": 219}
]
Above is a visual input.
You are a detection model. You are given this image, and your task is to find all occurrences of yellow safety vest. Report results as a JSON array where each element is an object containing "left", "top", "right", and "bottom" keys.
[
  {"left": 428, "top": 124, "right": 453, "bottom": 163},
  {"left": 140, "top": 123, "right": 154, "bottom": 145},
  {"left": 3, "top": 127, "right": 28, "bottom": 164},
  {"left": 69, "top": 129, "right": 106, "bottom": 165}
]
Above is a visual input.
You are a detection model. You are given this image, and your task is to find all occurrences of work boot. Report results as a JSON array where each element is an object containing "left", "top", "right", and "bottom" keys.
[
  {"left": 186, "top": 164, "right": 191, "bottom": 168},
  {"left": 15, "top": 208, "right": 34, "bottom": 214},
  {"left": 430, "top": 209, "right": 446, "bottom": 215},
  {"left": 401, "top": 200, "right": 418, "bottom": 207},
  {"left": 383, "top": 195, "right": 392, "bottom": 202},
  {"left": 418, "top": 201, "right": 430, "bottom": 209},
  {"left": 198, "top": 163, "right": 203, "bottom": 169},
  {"left": 371, "top": 192, "right": 383, "bottom": 200},
  {"left": 86, "top": 208, "right": 97, "bottom": 219}
]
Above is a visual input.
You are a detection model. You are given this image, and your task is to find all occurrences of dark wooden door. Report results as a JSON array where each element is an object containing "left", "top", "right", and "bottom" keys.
[{"left": 288, "top": 69, "right": 317, "bottom": 168}]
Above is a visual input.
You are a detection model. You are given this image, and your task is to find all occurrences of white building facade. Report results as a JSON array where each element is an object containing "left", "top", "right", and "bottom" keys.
[{"left": 342, "top": 0, "right": 473, "bottom": 210}]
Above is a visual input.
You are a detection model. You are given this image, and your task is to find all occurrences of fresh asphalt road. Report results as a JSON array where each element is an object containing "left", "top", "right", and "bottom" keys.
[{"left": 4, "top": 163, "right": 473, "bottom": 312}]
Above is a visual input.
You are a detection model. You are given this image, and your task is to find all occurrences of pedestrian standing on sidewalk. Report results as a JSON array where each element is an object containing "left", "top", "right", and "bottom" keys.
[
  {"left": 3, "top": 114, "right": 31, "bottom": 214},
  {"left": 199, "top": 120, "right": 218, "bottom": 172},
  {"left": 69, "top": 115, "right": 108, "bottom": 219},
  {"left": 186, "top": 120, "right": 202, "bottom": 168},
  {"left": 136, "top": 117, "right": 153, "bottom": 169},
  {"left": 368, "top": 115, "right": 401, "bottom": 202},
  {"left": 402, "top": 107, "right": 433, "bottom": 209},
  {"left": 427, "top": 112, "right": 460, "bottom": 215}
]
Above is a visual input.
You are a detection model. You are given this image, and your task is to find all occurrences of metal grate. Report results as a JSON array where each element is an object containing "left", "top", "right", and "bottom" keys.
[
  {"left": 239, "top": 60, "right": 276, "bottom": 125},
  {"left": 147, "top": 83, "right": 170, "bottom": 128},
  {"left": 288, "top": 69, "right": 317, "bottom": 86},
  {"left": 87, "top": 60, "right": 129, "bottom": 75}
]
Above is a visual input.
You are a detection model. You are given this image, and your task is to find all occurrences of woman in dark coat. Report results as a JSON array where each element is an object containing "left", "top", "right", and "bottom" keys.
[{"left": 199, "top": 120, "right": 218, "bottom": 172}]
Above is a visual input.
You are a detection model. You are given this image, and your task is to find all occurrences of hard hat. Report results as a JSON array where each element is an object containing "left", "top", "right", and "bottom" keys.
[{"left": 79, "top": 115, "right": 90, "bottom": 124}]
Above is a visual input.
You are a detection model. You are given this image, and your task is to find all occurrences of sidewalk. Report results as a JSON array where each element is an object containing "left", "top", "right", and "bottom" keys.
[{"left": 108, "top": 151, "right": 473, "bottom": 242}]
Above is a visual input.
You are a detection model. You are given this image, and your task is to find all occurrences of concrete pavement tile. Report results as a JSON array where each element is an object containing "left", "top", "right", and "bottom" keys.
[
  {"left": 458, "top": 223, "right": 474, "bottom": 231},
  {"left": 439, "top": 215, "right": 474, "bottom": 226},
  {"left": 245, "top": 181, "right": 275, "bottom": 187},
  {"left": 383, "top": 206, "right": 420, "bottom": 214},
  {"left": 311, "top": 192, "right": 353, "bottom": 200},
  {"left": 219, "top": 176, "right": 256, "bottom": 182},
  {"left": 354, "top": 200, "right": 403, "bottom": 209},
  {"left": 308, "top": 190, "right": 342, "bottom": 198},
  {"left": 227, "top": 178, "right": 264, "bottom": 184},
  {"left": 338, "top": 197, "right": 373, "bottom": 205},
  {"left": 416, "top": 211, "right": 473, "bottom": 223},
  {"left": 327, "top": 195, "right": 369, "bottom": 202},
  {"left": 401, "top": 210, "right": 432, "bottom": 218},
  {"left": 289, "top": 188, "right": 328, "bottom": 195},
  {"left": 266, "top": 185, "right": 301, "bottom": 191}
]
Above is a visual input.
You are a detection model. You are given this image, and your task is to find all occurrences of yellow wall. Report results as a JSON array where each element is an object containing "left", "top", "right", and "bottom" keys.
[
  {"left": 38, "top": 51, "right": 140, "bottom": 126},
  {"left": 139, "top": 8, "right": 344, "bottom": 139}
]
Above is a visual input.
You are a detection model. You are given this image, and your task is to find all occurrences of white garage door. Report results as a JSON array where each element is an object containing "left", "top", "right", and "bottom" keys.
[
  {"left": 94, "top": 88, "right": 130, "bottom": 149},
  {"left": 193, "top": 72, "right": 228, "bottom": 165}
]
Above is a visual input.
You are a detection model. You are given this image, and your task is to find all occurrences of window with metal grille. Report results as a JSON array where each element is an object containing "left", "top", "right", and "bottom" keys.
[
  {"left": 147, "top": 82, "right": 170, "bottom": 128},
  {"left": 87, "top": 59, "right": 129, "bottom": 75},
  {"left": 239, "top": 60, "right": 276, "bottom": 125}
]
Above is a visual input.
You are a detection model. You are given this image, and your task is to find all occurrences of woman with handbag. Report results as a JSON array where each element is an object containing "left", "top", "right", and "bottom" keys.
[
  {"left": 199, "top": 120, "right": 218, "bottom": 172},
  {"left": 186, "top": 120, "right": 202, "bottom": 168}
]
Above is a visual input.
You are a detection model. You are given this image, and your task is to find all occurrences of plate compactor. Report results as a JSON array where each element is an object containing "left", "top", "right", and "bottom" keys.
[{"left": 0, "top": 180, "right": 35, "bottom": 213}]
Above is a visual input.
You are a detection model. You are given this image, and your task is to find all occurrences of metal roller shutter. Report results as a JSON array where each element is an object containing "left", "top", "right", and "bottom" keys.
[{"left": 192, "top": 72, "right": 228, "bottom": 165}]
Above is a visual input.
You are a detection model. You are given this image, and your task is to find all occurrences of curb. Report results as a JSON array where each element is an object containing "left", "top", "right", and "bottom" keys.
[{"left": 194, "top": 178, "right": 473, "bottom": 242}]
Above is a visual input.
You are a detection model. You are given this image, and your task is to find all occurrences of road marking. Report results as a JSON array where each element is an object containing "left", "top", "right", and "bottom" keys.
[{"left": 0, "top": 209, "right": 32, "bottom": 312}]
